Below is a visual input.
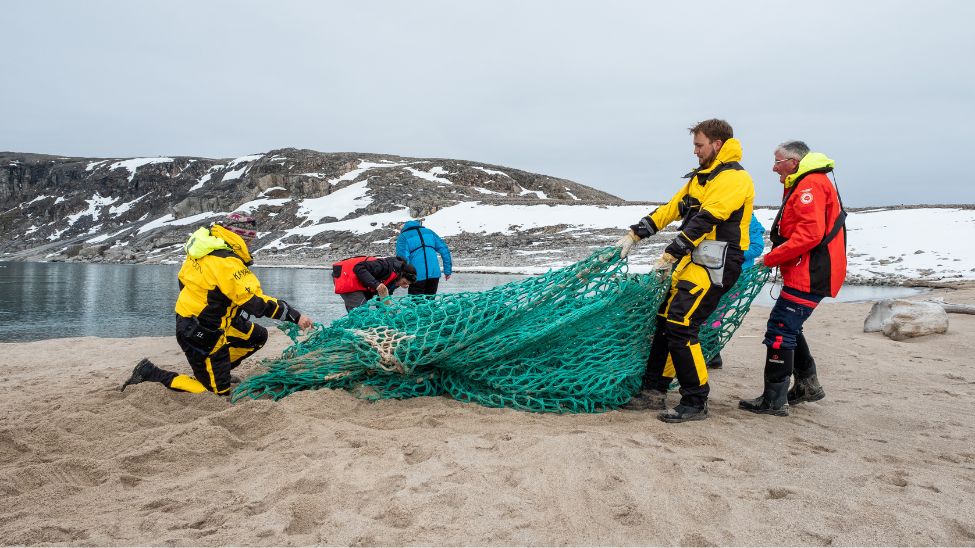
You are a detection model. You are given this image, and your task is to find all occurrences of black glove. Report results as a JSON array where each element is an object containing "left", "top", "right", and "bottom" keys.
[
  {"left": 629, "top": 216, "right": 658, "bottom": 239},
  {"left": 664, "top": 233, "right": 694, "bottom": 259}
]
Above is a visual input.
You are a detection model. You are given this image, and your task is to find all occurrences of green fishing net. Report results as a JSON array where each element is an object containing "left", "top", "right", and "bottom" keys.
[{"left": 231, "top": 248, "right": 771, "bottom": 412}]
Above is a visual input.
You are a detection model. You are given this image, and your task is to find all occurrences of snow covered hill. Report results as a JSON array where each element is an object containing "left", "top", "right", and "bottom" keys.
[{"left": 2, "top": 150, "right": 973, "bottom": 286}]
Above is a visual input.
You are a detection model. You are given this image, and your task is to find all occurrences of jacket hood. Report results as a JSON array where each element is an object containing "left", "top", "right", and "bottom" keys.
[
  {"left": 211, "top": 224, "right": 254, "bottom": 264},
  {"left": 401, "top": 220, "right": 422, "bottom": 232},
  {"left": 184, "top": 225, "right": 253, "bottom": 264},
  {"left": 702, "top": 138, "right": 744, "bottom": 172},
  {"left": 184, "top": 227, "right": 230, "bottom": 259},
  {"left": 785, "top": 152, "right": 835, "bottom": 188}
]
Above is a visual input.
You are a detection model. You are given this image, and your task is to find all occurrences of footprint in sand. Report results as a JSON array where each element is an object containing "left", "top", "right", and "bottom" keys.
[
  {"left": 680, "top": 532, "right": 714, "bottom": 545},
  {"left": 789, "top": 436, "right": 836, "bottom": 454},
  {"left": 141, "top": 496, "right": 182, "bottom": 512},
  {"left": 284, "top": 495, "right": 326, "bottom": 535},
  {"left": 0, "top": 428, "right": 31, "bottom": 462},
  {"left": 5, "top": 458, "right": 109, "bottom": 495},
  {"left": 609, "top": 502, "right": 646, "bottom": 527},
  {"left": 767, "top": 487, "right": 796, "bottom": 499},
  {"left": 883, "top": 470, "right": 909, "bottom": 487},
  {"left": 12, "top": 525, "right": 89, "bottom": 545},
  {"left": 119, "top": 473, "right": 142, "bottom": 488},
  {"left": 499, "top": 468, "right": 525, "bottom": 488},
  {"left": 402, "top": 443, "right": 435, "bottom": 465},
  {"left": 208, "top": 406, "right": 286, "bottom": 441},
  {"left": 948, "top": 518, "right": 975, "bottom": 541},
  {"left": 376, "top": 503, "right": 416, "bottom": 529}
]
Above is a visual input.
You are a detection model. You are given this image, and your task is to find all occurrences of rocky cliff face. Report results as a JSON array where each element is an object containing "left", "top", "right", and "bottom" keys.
[{"left": 0, "top": 149, "right": 627, "bottom": 265}]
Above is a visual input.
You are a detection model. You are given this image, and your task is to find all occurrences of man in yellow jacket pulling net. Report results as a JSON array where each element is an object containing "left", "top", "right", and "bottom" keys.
[
  {"left": 121, "top": 212, "right": 314, "bottom": 395},
  {"left": 618, "top": 119, "right": 755, "bottom": 423}
]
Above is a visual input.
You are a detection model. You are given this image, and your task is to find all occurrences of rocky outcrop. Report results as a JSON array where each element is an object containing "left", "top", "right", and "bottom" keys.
[{"left": 0, "top": 149, "right": 625, "bottom": 265}]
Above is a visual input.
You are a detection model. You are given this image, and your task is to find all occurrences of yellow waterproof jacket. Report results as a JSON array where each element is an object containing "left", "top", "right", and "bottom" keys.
[
  {"left": 643, "top": 138, "right": 755, "bottom": 259},
  {"left": 175, "top": 225, "right": 300, "bottom": 330}
]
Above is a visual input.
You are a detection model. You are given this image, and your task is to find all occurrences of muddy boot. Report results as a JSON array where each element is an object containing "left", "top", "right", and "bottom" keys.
[
  {"left": 622, "top": 388, "right": 667, "bottom": 411},
  {"left": 657, "top": 403, "right": 709, "bottom": 423},
  {"left": 120, "top": 358, "right": 156, "bottom": 392},
  {"left": 788, "top": 375, "right": 825, "bottom": 405},
  {"left": 706, "top": 352, "right": 723, "bottom": 369},
  {"left": 739, "top": 379, "right": 790, "bottom": 416}
]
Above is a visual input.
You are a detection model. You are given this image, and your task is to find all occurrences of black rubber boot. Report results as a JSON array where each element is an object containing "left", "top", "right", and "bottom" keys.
[
  {"left": 622, "top": 388, "right": 667, "bottom": 411},
  {"left": 739, "top": 347, "right": 793, "bottom": 416},
  {"left": 120, "top": 358, "right": 156, "bottom": 392},
  {"left": 789, "top": 334, "right": 824, "bottom": 404},
  {"left": 706, "top": 352, "right": 723, "bottom": 369},
  {"left": 657, "top": 403, "right": 709, "bottom": 423},
  {"left": 788, "top": 375, "right": 825, "bottom": 405},
  {"left": 739, "top": 379, "right": 791, "bottom": 416}
]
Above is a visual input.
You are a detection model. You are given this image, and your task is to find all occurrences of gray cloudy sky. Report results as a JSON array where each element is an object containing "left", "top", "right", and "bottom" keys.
[{"left": 2, "top": 0, "right": 973, "bottom": 207}]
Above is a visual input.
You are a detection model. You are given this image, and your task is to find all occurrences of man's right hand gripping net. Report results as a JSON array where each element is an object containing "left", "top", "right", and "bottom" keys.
[{"left": 231, "top": 248, "right": 770, "bottom": 413}]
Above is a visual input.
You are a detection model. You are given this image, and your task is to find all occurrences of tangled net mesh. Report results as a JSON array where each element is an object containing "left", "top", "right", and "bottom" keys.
[{"left": 232, "top": 248, "right": 771, "bottom": 413}]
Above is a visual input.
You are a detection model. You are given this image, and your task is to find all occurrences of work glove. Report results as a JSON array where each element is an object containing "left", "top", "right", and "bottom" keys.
[
  {"left": 653, "top": 252, "right": 677, "bottom": 271},
  {"left": 616, "top": 230, "right": 640, "bottom": 259},
  {"left": 376, "top": 283, "right": 390, "bottom": 298}
]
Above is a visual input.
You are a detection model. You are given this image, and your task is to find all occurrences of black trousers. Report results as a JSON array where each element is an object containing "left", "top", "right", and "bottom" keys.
[{"left": 408, "top": 278, "right": 440, "bottom": 295}]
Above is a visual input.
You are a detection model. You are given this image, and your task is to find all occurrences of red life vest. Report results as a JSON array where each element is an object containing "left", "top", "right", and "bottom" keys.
[{"left": 331, "top": 256, "right": 399, "bottom": 294}]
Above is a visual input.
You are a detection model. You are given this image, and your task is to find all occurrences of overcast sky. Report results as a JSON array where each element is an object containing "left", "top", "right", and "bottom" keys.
[{"left": 2, "top": 0, "right": 973, "bottom": 207}]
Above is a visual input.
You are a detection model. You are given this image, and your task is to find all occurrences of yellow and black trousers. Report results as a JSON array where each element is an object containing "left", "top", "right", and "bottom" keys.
[
  {"left": 152, "top": 314, "right": 269, "bottom": 395},
  {"left": 643, "top": 254, "right": 743, "bottom": 408}
]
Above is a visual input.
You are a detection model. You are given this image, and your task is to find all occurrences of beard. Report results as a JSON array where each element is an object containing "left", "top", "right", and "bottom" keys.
[{"left": 699, "top": 151, "right": 717, "bottom": 167}]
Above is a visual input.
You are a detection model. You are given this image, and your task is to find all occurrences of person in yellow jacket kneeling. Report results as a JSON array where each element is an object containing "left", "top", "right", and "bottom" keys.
[{"left": 121, "top": 212, "right": 314, "bottom": 396}]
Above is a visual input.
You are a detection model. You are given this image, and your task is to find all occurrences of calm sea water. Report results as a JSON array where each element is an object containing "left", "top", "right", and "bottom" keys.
[
  {"left": 0, "top": 261, "right": 924, "bottom": 342},
  {"left": 0, "top": 261, "right": 526, "bottom": 342}
]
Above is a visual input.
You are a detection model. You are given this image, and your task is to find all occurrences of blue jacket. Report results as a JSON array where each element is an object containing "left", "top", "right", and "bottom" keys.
[
  {"left": 743, "top": 213, "right": 766, "bottom": 268},
  {"left": 395, "top": 221, "right": 452, "bottom": 281}
]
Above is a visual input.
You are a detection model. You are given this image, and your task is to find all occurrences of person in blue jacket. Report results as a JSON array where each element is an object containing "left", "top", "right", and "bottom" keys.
[
  {"left": 705, "top": 213, "right": 766, "bottom": 369},
  {"left": 395, "top": 220, "right": 453, "bottom": 295}
]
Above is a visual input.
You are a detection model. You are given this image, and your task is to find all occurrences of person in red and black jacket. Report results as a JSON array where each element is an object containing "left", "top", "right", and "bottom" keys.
[
  {"left": 740, "top": 140, "right": 847, "bottom": 417},
  {"left": 332, "top": 255, "right": 417, "bottom": 312}
]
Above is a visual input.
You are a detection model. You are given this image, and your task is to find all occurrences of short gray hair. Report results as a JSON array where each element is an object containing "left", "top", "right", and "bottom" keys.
[{"left": 776, "top": 140, "right": 810, "bottom": 160}]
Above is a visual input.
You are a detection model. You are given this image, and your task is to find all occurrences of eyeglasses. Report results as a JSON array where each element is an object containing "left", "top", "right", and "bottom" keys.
[{"left": 773, "top": 158, "right": 796, "bottom": 165}]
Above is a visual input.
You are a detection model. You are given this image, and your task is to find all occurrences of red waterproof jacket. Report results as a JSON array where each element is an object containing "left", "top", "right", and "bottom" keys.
[
  {"left": 764, "top": 152, "right": 847, "bottom": 298},
  {"left": 332, "top": 256, "right": 401, "bottom": 294}
]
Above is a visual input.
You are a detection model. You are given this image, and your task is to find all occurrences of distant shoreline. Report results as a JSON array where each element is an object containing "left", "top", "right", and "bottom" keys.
[{"left": 3, "top": 258, "right": 973, "bottom": 289}]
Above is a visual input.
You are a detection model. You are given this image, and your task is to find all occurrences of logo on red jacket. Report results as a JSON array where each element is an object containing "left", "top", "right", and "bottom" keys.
[{"left": 799, "top": 189, "right": 814, "bottom": 204}]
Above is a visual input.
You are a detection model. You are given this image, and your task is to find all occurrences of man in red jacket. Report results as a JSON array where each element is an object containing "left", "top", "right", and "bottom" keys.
[{"left": 740, "top": 141, "right": 847, "bottom": 416}]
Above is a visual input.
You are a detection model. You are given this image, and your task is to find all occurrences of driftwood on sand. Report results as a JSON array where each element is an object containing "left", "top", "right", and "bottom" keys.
[{"left": 923, "top": 299, "right": 975, "bottom": 315}]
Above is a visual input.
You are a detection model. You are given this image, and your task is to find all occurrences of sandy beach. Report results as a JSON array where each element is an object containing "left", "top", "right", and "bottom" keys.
[{"left": 2, "top": 289, "right": 974, "bottom": 546}]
